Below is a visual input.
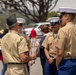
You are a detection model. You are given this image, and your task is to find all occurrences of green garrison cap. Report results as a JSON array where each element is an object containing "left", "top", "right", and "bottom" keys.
[{"left": 7, "top": 15, "right": 17, "bottom": 27}]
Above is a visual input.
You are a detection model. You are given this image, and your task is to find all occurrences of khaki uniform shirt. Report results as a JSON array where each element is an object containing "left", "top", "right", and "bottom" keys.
[
  {"left": 20, "top": 33, "right": 31, "bottom": 49},
  {"left": 56, "top": 22, "right": 76, "bottom": 58},
  {"left": 42, "top": 32, "right": 57, "bottom": 57},
  {"left": 23, "top": 35, "right": 31, "bottom": 49},
  {"left": 1, "top": 30, "right": 28, "bottom": 63}
]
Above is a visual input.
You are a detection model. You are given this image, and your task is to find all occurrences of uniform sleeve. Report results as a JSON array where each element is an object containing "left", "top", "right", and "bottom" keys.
[
  {"left": 56, "top": 29, "right": 67, "bottom": 50},
  {"left": 42, "top": 36, "right": 48, "bottom": 49},
  {"left": 26, "top": 37, "right": 31, "bottom": 49},
  {"left": 18, "top": 37, "right": 28, "bottom": 54}
]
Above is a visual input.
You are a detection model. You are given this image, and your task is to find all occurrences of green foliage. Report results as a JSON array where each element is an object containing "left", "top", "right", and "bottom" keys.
[
  {"left": 0, "top": 12, "right": 17, "bottom": 29},
  {"left": 0, "top": 14, "right": 7, "bottom": 29},
  {"left": 0, "top": 0, "right": 58, "bottom": 22},
  {"left": 48, "top": 11, "right": 59, "bottom": 18}
]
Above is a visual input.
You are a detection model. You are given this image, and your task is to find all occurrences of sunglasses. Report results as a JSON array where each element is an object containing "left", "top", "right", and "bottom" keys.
[
  {"left": 51, "top": 22, "right": 59, "bottom": 26},
  {"left": 18, "top": 23, "right": 23, "bottom": 26}
]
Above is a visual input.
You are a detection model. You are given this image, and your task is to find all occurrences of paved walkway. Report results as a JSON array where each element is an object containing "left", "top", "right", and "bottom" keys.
[{"left": 30, "top": 58, "right": 43, "bottom": 75}]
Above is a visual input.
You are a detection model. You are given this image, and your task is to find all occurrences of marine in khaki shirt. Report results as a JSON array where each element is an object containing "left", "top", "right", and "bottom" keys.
[
  {"left": 42, "top": 17, "right": 60, "bottom": 75},
  {"left": 17, "top": 17, "right": 33, "bottom": 67},
  {"left": 42, "top": 32, "right": 57, "bottom": 58},
  {"left": 1, "top": 15, "right": 36, "bottom": 75},
  {"left": 56, "top": 22, "right": 76, "bottom": 68},
  {"left": 56, "top": 22, "right": 76, "bottom": 58},
  {"left": 1, "top": 30, "right": 29, "bottom": 75},
  {"left": 42, "top": 17, "right": 60, "bottom": 64},
  {"left": 17, "top": 17, "right": 31, "bottom": 50},
  {"left": 56, "top": 7, "right": 76, "bottom": 75},
  {"left": 1, "top": 30, "right": 28, "bottom": 63}
]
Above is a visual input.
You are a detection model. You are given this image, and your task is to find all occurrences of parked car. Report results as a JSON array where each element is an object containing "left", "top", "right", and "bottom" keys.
[{"left": 23, "top": 22, "right": 50, "bottom": 36}]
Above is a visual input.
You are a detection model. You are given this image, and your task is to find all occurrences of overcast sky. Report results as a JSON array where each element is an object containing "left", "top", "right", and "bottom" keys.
[{"left": 52, "top": 0, "right": 76, "bottom": 11}]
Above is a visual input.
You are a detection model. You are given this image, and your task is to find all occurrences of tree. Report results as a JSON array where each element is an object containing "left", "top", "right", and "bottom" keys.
[
  {"left": 0, "top": 0, "right": 58, "bottom": 22},
  {"left": 48, "top": 11, "right": 59, "bottom": 18}
]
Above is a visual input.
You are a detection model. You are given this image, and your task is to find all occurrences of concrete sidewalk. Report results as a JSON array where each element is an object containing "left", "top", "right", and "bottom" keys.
[{"left": 30, "top": 58, "right": 43, "bottom": 75}]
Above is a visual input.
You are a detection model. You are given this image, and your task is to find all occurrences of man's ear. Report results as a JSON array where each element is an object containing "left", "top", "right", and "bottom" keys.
[{"left": 65, "top": 14, "right": 70, "bottom": 20}]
